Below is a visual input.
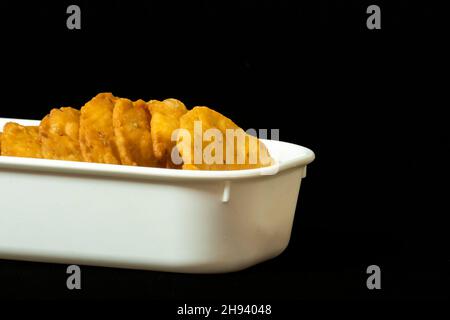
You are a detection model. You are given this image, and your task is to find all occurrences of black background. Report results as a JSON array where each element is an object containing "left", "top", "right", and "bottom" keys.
[{"left": 0, "top": 0, "right": 448, "bottom": 304}]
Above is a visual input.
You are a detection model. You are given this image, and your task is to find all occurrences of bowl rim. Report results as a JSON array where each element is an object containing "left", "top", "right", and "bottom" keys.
[{"left": 0, "top": 118, "right": 315, "bottom": 181}]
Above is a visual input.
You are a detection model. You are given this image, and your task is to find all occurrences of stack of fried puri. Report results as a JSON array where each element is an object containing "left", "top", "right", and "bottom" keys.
[{"left": 0, "top": 93, "right": 273, "bottom": 170}]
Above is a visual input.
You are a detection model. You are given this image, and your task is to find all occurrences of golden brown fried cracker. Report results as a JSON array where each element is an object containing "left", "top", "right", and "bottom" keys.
[
  {"left": 79, "top": 92, "right": 121, "bottom": 164},
  {"left": 113, "top": 98, "right": 157, "bottom": 166},
  {"left": 0, "top": 132, "right": 2, "bottom": 154},
  {"left": 147, "top": 98, "right": 187, "bottom": 167},
  {"left": 181, "top": 163, "right": 199, "bottom": 170},
  {"left": 39, "top": 107, "right": 83, "bottom": 161},
  {"left": 0, "top": 123, "right": 42, "bottom": 158},
  {"left": 177, "top": 106, "right": 273, "bottom": 170}
]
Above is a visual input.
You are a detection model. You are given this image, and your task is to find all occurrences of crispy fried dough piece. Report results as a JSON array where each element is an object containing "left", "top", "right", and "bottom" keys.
[
  {"left": 79, "top": 93, "right": 121, "bottom": 164},
  {"left": 113, "top": 98, "right": 157, "bottom": 166},
  {"left": 39, "top": 107, "right": 83, "bottom": 161},
  {"left": 181, "top": 163, "right": 199, "bottom": 170},
  {"left": 178, "top": 107, "right": 273, "bottom": 170},
  {"left": 0, "top": 132, "right": 2, "bottom": 153},
  {"left": 0, "top": 123, "right": 42, "bottom": 158},
  {"left": 147, "top": 98, "right": 187, "bottom": 168}
]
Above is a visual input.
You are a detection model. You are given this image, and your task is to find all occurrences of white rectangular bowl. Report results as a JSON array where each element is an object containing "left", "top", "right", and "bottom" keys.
[{"left": 0, "top": 118, "right": 315, "bottom": 273}]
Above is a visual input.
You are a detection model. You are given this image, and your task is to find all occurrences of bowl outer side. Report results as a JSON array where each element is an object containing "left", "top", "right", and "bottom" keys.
[{"left": 0, "top": 165, "right": 305, "bottom": 272}]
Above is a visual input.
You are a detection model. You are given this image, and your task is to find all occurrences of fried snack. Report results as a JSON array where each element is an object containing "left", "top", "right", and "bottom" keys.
[
  {"left": 177, "top": 107, "right": 273, "bottom": 170},
  {"left": 39, "top": 107, "right": 83, "bottom": 161},
  {"left": 147, "top": 98, "right": 187, "bottom": 168},
  {"left": 79, "top": 93, "right": 121, "bottom": 164},
  {"left": 0, "top": 123, "right": 42, "bottom": 158},
  {"left": 113, "top": 98, "right": 157, "bottom": 166},
  {"left": 1, "top": 94, "right": 273, "bottom": 171}
]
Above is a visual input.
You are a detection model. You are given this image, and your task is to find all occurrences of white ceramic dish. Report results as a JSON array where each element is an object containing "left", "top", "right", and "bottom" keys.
[{"left": 0, "top": 118, "right": 314, "bottom": 273}]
